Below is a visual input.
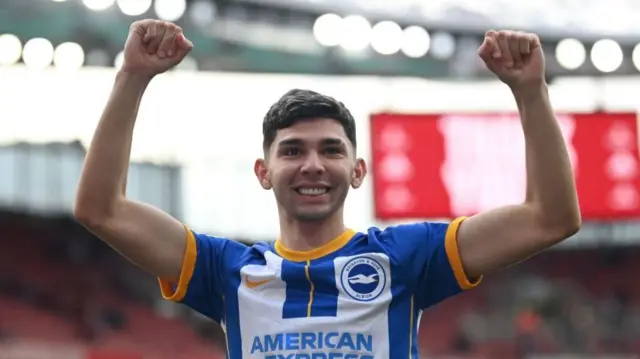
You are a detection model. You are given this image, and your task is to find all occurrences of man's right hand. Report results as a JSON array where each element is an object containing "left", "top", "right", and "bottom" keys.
[
  {"left": 122, "top": 19, "right": 194, "bottom": 77},
  {"left": 75, "top": 20, "right": 193, "bottom": 283}
]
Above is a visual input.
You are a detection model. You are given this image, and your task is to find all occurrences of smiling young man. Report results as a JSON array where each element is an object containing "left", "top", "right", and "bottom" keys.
[{"left": 74, "top": 19, "right": 581, "bottom": 359}]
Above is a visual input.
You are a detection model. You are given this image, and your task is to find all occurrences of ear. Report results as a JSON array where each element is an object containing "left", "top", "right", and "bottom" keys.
[
  {"left": 351, "top": 158, "right": 367, "bottom": 189},
  {"left": 254, "top": 158, "right": 271, "bottom": 190}
]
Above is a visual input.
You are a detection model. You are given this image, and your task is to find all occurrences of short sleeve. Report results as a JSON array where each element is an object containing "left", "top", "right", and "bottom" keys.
[
  {"left": 382, "top": 217, "right": 481, "bottom": 309},
  {"left": 157, "top": 225, "right": 245, "bottom": 322}
]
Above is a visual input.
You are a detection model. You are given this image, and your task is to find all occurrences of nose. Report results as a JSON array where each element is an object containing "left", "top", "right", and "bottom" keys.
[{"left": 301, "top": 151, "right": 325, "bottom": 176}]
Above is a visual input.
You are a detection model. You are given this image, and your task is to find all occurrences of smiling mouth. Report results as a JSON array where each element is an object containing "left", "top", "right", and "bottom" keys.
[{"left": 295, "top": 188, "right": 330, "bottom": 196}]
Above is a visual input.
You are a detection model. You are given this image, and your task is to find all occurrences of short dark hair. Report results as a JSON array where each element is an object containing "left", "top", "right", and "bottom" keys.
[{"left": 262, "top": 89, "right": 357, "bottom": 152}]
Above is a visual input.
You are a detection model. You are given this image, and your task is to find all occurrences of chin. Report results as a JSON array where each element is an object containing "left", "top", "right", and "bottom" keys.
[{"left": 294, "top": 208, "right": 335, "bottom": 222}]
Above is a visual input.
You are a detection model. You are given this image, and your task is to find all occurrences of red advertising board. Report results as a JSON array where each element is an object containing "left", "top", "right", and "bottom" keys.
[{"left": 371, "top": 112, "right": 640, "bottom": 220}]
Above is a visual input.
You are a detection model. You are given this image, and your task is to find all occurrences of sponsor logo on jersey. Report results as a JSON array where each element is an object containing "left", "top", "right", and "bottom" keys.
[{"left": 251, "top": 331, "right": 374, "bottom": 359}]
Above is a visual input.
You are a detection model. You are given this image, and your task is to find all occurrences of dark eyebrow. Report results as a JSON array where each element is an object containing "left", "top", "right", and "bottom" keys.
[
  {"left": 277, "top": 138, "right": 346, "bottom": 147},
  {"left": 277, "top": 139, "right": 304, "bottom": 147},
  {"left": 321, "top": 138, "right": 346, "bottom": 147}
]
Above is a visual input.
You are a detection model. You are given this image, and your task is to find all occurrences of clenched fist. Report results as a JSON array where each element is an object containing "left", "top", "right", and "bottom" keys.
[
  {"left": 121, "top": 19, "right": 194, "bottom": 77},
  {"left": 478, "top": 30, "right": 545, "bottom": 89}
]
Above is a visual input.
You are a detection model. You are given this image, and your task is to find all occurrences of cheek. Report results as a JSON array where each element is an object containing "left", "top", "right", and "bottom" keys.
[
  {"left": 330, "top": 165, "right": 354, "bottom": 184},
  {"left": 269, "top": 167, "right": 294, "bottom": 188}
]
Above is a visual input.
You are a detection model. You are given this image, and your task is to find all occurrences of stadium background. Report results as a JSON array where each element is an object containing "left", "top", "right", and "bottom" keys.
[{"left": 1, "top": 0, "right": 640, "bottom": 358}]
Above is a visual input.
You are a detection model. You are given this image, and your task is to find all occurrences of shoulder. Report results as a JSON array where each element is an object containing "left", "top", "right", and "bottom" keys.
[
  {"left": 190, "top": 230, "right": 249, "bottom": 252},
  {"left": 188, "top": 230, "right": 255, "bottom": 271},
  {"left": 359, "top": 219, "right": 463, "bottom": 262},
  {"left": 365, "top": 220, "right": 455, "bottom": 246},
  {"left": 223, "top": 240, "right": 276, "bottom": 271}
]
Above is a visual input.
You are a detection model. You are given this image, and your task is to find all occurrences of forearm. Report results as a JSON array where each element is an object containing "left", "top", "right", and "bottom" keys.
[
  {"left": 75, "top": 71, "right": 152, "bottom": 219},
  {"left": 513, "top": 83, "right": 580, "bottom": 230}
]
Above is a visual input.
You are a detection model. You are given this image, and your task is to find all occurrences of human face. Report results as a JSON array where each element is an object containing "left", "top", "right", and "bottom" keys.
[{"left": 255, "top": 118, "right": 366, "bottom": 222}]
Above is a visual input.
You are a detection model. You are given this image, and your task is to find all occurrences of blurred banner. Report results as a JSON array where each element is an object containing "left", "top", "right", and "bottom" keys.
[{"left": 371, "top": 112, "right": 640, "bottom": 220}]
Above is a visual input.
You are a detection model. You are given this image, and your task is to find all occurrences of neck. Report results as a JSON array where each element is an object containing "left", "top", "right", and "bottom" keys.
[{"left": 278, "top": 208, "right": 346, "bottom": 252}]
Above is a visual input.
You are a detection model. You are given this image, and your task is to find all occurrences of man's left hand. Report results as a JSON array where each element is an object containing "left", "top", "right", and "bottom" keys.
[{"left": 478, "top": 30, "right": 545, "bottom": 90}]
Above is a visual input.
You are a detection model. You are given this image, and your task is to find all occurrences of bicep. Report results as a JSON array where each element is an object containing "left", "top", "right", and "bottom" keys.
[
  {"left": 457, "top": 204, "right": 558, "bottom": 279},
  {"left": 81, "top": 198, "right": 187, "bottom": 282}
]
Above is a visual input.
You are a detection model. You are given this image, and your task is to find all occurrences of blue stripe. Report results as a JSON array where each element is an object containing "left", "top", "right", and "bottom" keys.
[
  {"left": 388, "top": 277, "right": 414, "bottom": 358},
  {"left": 281, "top": 260, "right": 311, "bottom": 319},
  {"left": 224, "top": 254, "right": 269, "bottom": 358},
  {"left": 309, "top": 260, "right": 338, "bottom": 317}
]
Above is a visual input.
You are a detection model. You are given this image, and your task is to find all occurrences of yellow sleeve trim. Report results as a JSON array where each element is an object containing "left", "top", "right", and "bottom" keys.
[
  {"left": 444, "top": 217, "right": 482, "bottom": 290},
  {"left": 158, "top": 224, "right": 197, "bottom": 302}
]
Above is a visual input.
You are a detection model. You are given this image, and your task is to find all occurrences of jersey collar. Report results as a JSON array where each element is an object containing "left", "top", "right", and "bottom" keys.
[{"left": 274, "top": 229, "right": 356, "bottom": 262}]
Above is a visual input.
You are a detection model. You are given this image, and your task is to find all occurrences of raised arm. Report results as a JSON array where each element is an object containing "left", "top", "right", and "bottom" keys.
[
  {"left": 74, "top": 20, "right": 194, "bottom": 283},
  {"left": 456, "top": 30, "right": 581, "bottom": 279}
]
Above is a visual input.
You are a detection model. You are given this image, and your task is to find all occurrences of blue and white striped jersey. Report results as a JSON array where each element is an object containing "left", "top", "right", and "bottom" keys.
[{"left": 158, "top": 217, "right": 481, "bottom": 358}]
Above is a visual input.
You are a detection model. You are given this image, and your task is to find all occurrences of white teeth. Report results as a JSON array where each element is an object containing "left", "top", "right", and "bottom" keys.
[{"left": 298, "top": 188, "right": 328, "bottom": 196}]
